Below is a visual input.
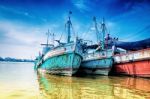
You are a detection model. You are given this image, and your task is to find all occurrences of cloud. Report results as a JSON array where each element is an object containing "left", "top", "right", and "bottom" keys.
[
  {"left": 0, "top": 21, "right": 39, "bottom": 45},
  {"left": 0, "top": 43, "right": 39, "bottom": 59},
  {"left": 0, "top": 21, "right": 40, "bottom": 58},
  {"left": 0, "top": 20, "right": 64, "bottom": 58},
  {"left": 71, "top": 0, "right": 91, "bottom": 12},
  {"left": 0, "top": 0, "right": 149, "bottom": 58},
  {"left": 0, "top": 14, "right": 80, "bottom": 59}
]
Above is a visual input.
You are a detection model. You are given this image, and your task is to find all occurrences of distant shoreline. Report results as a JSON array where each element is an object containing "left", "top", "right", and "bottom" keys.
[
  {"left": 0, "top": 57, "right": 34, "bottom": 62},
  {"left": 0, "top": 61, "right": 34, "bottom": 63}
]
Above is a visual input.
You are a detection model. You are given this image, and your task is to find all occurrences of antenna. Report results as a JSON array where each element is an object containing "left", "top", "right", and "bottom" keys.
[
  {"left": 101, "top": 17, "right": 106, "bottom": 50},
  {"left": 45, "top": 29, "right": 55, "bottom": 46}
]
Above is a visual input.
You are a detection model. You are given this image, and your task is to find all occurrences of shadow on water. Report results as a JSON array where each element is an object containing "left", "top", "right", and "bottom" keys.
[{"left": 37, "top": 72, "right": 150, "bottom": 99}]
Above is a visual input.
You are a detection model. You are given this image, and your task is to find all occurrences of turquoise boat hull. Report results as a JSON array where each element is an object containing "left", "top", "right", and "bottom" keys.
[
  {"left": 38, "top": 52, "right": 82, "bottom": 76},
  {"left": 81, "top": 57, "right": 113, "bottom": 75},
  {"left": 35, "top": 39, "right": 83, "bottom": 76},
  {"left": 80, "top": 49, "right": 114, "bottom": 75}
]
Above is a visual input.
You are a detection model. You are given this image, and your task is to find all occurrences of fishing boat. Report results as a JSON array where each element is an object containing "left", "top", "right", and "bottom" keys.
[
  {"left": 80, "top": 17, "right": 114, "bottom": 75},
  {"left": 113, "top": 48, "right": 150, "bottom": 78},
  {"left": 110, "top": 37, "right": 150, "bottom": 78},
  {"left": 35, "top": 12, "right": 83, "bottom": 76}
]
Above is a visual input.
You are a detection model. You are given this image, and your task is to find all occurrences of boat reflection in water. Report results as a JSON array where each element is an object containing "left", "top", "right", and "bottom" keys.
[
  {"left": 37, "top": 73, "right": 150, "bottom": 99},
  {"left": 113, "top": 77, "right": 150, "bottom": 99}
]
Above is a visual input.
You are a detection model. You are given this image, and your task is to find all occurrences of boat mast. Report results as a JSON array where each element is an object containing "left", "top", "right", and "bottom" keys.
[
  {"left": 52, "top": 33, "right": 55, "bottom": 45},
  {"left": 101, "top": 18, "right": 106, "bottom": 50},
  {"left": 46, "top": 29, "right": 50, "bottom": 47},
  {"left": 93, "top": 16, "right": 100, "bottom": 44},
  {"left": 67, "top": 11, "right": 72, "bottom": 43}
]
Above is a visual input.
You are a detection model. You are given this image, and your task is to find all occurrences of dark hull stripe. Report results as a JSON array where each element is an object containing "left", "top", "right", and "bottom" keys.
[
  {"left": 81, "top": 67, "right": 111, "bottom": 70},
  {"left": 39, "top": 68, "right": 79, "bottom": 71}
]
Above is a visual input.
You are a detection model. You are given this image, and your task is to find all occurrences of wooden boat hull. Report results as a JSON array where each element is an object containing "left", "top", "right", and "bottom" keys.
[
  {"left": 113, "top": 48, "right": 150, "bottom": 78},
  {"left": 80, "top": 57, "right": 113, "bottom": 75},
  {"left": 37, "top": 52, "right": 82, "bottom": 76},
  {"left": 114, "top": 60, "right": 150, "bottom": 77},
  {"left": 35, "top": 41, "right": 83, "bottom": 76}
]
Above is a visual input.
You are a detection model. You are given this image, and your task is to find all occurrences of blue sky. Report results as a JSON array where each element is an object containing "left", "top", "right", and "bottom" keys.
[{"left": 0, "top": 0, "right": 150, "bottom": 59}]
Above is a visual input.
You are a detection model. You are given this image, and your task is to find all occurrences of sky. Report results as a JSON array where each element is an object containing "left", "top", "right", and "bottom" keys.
[{"left": 0, "top": 0, "right": 150, "bottom": 59}]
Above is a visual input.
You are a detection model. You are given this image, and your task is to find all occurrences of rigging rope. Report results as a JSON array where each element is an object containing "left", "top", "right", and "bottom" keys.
[
  {"left": 70, "top": 23, "right": 76, "bottom": 39},
  {"left": 59, "top": 23, "right": 66, "bottom": 41},
  {"left": 81, "top": 22, "right": 94, "bottom": 40}
]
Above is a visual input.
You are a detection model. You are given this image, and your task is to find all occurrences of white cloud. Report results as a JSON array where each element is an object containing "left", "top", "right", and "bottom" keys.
[
  {"left": 0, "top": 20, "right": 62, "bottom": 59},
  {"left": 0, "top": 43, "right": 40, "bottom": 59},
  {"left": 0, "top": 21, "right": 43, "bottom": 45},
  {"left": 72, "top": 0, "right": 91, "bottom": 12}
]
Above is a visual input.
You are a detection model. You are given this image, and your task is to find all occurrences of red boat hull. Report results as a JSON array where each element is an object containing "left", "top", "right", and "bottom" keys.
[
  {"left": 114, "top": 60, "right": 150, "bottom": 77},
  {"left": 113, "top": 48, "right": 150, "bottom": 78}
]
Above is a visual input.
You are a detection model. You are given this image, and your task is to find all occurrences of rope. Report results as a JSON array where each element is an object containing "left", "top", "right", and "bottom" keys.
[
  {"left": 70, "top": 22, "right": 76, "bottom": 38},
  {"left": 59, "top": 23, "right": 66, "bottom": 41},
  {"left": 81, "top": 22, "right": 93, "bottom": 39},
  {"left": 95, "top": 22, "right": 100, "bottom": 43}
]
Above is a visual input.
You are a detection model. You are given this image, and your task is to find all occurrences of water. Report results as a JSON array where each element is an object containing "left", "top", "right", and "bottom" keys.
[{"left": 0, "top": 62, "right": 150, "bottom": 99}]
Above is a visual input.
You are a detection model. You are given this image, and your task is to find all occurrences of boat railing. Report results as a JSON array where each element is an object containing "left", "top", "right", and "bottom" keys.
[
  {"left": 114, "top": 48, "right": 150, "bottom": 63},
  {"left": 42, "top": 42, "right": 78, "bottom": 61},
  {"left": 83, "top": 50, "right": 113, "bottom": 60}
]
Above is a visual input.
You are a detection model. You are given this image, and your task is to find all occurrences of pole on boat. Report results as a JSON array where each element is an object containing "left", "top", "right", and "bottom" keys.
[
  {"left": 67, "top": 11, "right": 72, "bottom": 43},
  {"left": 93, "top": 16, "right": 100, "bottom": 44},
  {"left": 52, "top": 33, "right": 55, "bottom": 45},
  {"left": 46, "top": 29, "right": 50, "bottom": 47},
  {"left": 101, "top": 18, "right": 106, "bottom": 50}
]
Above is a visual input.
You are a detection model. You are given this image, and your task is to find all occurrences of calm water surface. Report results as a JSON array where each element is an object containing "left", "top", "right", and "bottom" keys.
[{"left": 0, "top": 62, "right": 150, "bottom": 99}]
